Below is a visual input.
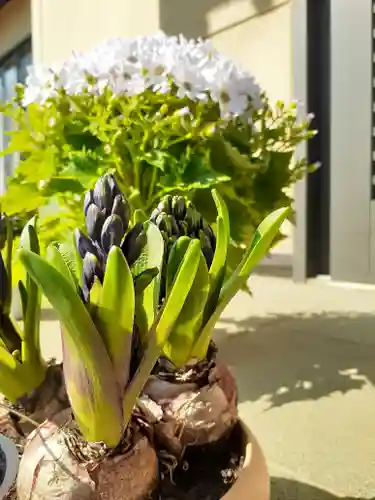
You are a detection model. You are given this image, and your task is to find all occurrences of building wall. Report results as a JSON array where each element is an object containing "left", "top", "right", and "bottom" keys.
[{"left": 0, "top": 0, "right": 31, "bottom": 59}]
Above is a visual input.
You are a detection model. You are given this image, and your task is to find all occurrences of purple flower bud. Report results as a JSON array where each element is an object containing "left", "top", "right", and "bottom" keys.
[
  {"left": 111, "top": 194, "right": 130, "bottom": 233},
  {"left": 86, "top": 204, "right": 106, "bottom": 243},
  {"left": 100, "top": 214, "right": 124, "bottom": 254}
]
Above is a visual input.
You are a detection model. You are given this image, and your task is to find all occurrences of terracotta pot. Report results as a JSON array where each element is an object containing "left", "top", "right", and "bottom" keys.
[
  {"left": 222, "top": 423, "right": 270, "bottom": 500},
  {"left": 0, "top": 434, "right": 19, "bottom": 499}
]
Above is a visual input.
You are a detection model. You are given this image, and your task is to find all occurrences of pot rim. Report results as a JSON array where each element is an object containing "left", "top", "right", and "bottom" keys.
[
  {"left": 0, "top": 433, "right": 19, "bottom": 499},
  {"left": 222, "top": 421, "right": 270, "bottom": 500}
]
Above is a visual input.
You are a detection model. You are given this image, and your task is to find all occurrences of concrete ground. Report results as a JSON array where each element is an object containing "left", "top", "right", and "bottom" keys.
[{"left": 39, "top": 275, "right": 375, "bottom": 499}]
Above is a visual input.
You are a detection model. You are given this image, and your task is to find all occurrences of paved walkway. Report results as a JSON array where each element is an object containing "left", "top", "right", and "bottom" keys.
[{"left": 39, "top": 275, "right": 375, "bottom": 499}]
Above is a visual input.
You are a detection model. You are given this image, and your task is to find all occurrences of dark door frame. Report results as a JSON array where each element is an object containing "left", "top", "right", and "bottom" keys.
[{"left": 292, "top": 0, "right": 331, "bottom": 281}]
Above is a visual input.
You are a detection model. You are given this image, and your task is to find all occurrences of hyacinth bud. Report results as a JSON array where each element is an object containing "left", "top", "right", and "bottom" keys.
[
  {"left": 93, "top": 175, "right": 113, "bottom": 214},
  {"left": 157, "top": 195, "right": 173, "bottom": 215},
  {"left": 172, "top": 196, "right": 187, "bottom": 220},
  {"left": 199, "top": 229, "right": 214, "bottom": 269},
  {"left": 178, "top": 220, "right": 189, "bottom": 237},
  {"left": 150, "top": 208, "right": 160, "bottom": 222},
  {"left": 168, "top": 214, "right": 179, "bottom": 236},
  {"left": 184, "top": 206, "right": 201, "bottom": 234},
  {"left": 121, "top": 222, "right": 146, "bottom": 267},
  {"left": 86, "top": 204, "right": 106, "bottom": 243},
  {"left": 82, "top": 252, "right": 104, "bottom": 301},
  {"left": 75, "top": 229, "right": 99, "bottom": 260},
  {"left": 156, "top": 212, "right": 172, "bottom": 235},
  {"left": 107, "top": 173, "right": 122, "bottom": 200},
  {"left": 83, "top": 189, "right": 94, "bottom": 216},
  {"left": 100, "top": 214, "right": 125, "bottom": 254},
  {"left": 204, "top": 226, "right": 216, "bottom": 252},
  {"left": 111, "top": 194, "right": 130, "bottom": 233}
]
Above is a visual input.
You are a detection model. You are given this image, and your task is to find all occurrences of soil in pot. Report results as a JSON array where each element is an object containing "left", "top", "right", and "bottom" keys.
[
  {"left": 141, "top": 342, "right": 238, "bottom": 457},
  {"left": 16, "top": 410, "right": 159, "bottom": 500},
  {"left": 159, "top": 419, "right": 246, "bottom": 500}
]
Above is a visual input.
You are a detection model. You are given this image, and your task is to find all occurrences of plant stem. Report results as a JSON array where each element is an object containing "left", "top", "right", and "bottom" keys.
[{"left": 147, "top": 166, "right": 158, "bottom": 206}]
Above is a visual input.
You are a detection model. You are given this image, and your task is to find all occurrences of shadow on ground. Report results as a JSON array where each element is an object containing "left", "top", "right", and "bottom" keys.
[
  {"left": 271, "top": 477, "right": 374, "bottom": 500},
  {"left": 214, "top": 312, "right": 375, "bottom": 408}
]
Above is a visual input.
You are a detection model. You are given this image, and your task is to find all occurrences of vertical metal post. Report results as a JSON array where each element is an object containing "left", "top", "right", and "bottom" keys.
[
  {"left": 292, "top": 0, "right": 309, "bottom": 281},
  {"left": 330, "top": 0, "right": 372, "bottom": 282}
]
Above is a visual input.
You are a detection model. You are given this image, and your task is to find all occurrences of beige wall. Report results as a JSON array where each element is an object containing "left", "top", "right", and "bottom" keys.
[
  {"left": 31, "top": 0, "right": 160, "bottom": 65},
  {"left": 31, "top": 0, "right": 292, "bottom": 103},
  {"left": 0, "top": 0, "right": 31, "bottom": 59}
]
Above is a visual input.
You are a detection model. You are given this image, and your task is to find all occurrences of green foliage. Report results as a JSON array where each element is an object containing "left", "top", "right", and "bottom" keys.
[
  {"left": 0, "top": 215, "right": 46, "bottom": 403},
  {"left": 0, "top": 85, "right": 315, "bottom": 278}
]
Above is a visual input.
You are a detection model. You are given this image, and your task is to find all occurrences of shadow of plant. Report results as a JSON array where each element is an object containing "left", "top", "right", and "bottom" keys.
[
  {"left": 271, "top": 477, "right": 374, "bottom": 500},
  {"left": 159, "top": 0, "right": 282, "bottom": 39},
  {"left": 214, "top": 312, "right": 375, "bottom": 408}
]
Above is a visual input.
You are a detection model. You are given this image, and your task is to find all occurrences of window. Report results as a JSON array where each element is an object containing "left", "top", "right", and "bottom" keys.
[{"left": 0, "top": 38, "right": 32, "bottom": 194}]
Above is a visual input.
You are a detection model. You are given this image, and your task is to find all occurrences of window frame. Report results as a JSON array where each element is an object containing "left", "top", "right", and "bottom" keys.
[{"left": 0, "top": 37, "right": 32, "bottom": 194}]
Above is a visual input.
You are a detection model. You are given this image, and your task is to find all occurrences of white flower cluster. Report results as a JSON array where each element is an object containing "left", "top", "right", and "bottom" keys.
[{"left": 23, "top": 31, "right": 263, "bottom": 118}]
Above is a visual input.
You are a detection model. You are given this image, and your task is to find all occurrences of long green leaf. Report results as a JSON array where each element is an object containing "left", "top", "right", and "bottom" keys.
[
  {"left": 19, "top": 249, "right": 123, "bottom": 447},
  {"left": 19, "top": 220, "right": 43, "bottom": 369},
  {"left": 203, "top": 215, "right": 227, "bottom": 323},
  {"left": 193, "top": 207, "right": 290, "bottom": 358},
  {"left": 133, "top": 222, "right": 165, "bottom": 341},
  {"left": 3, "top": 216, "right": 13, "bottom": 315},
  {"left": 165, "top": 236, "right": 191, "bottom": 296},
  {"left": 46, "top": 245, "right": 78, "bottom": 291},
  {"left": 212, "top": 188, "right": 230, "bottom": 240},
  {"left": 0, "top": 348, "right": 29, "bottom": 402},
  {"left": 163, "top": 252, "right": 209, "bottom": 367},
  {"left": 96, "top": 246, "right": 135, "bottom": 394},
  {"left": 122, "top": 239, "right": 202, "bottom": 426}
]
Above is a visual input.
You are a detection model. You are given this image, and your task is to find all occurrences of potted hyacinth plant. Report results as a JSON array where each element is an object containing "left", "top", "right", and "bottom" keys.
[
  {"left": 14, "top": 176, "right": 203, "bottom": 500},
  {"left": 0, "top": 32, "right": 315, "bottom": 288},
  {"left": 0, "top": 214, "right": 68, "bottom": 446},
  {"left": 14, "top": 173, "right": 289, "bottom": 500}
]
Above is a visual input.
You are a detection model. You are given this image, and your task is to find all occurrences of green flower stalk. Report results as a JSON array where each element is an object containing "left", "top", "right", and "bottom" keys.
[{"left": 0, "top": 214, "right": 46, "bottom": 403}]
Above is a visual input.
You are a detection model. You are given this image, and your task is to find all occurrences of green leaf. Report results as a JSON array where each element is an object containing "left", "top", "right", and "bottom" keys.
[
  {"left": 166, "top": 236, "right": 191, "bottom": 296},
  {"left": 43, "top": 177, "right": 85, "bottom": 196},
  {"left": 3, "top": 216, "right": 13, "bottom": 315},
  {"left": 18, "top": 249, "right": 123, "bottom": 447},
  {"left": 193, "top": 207, "right": 291, "bottom": 359},
  {"left": 212, "top": 188, "right": 230, "bottom": 240},
  {"left": 222, "top": 140, "right": 259, "bottom": 170},
  {"left": 133, "top": 209, "right": 148, "bottom": 224},
  {"left": 46, "top": 245, "right": 78, "bottom": 292},
  {"left": 122, "top": 238, "right": 202, "bottom": 427},
  {"left": 203, "top": 216, "right": 227, "bottom": 323},
  {"left": 163, "top": 249, "right": 210, "bottom": 367},
  {"left": 201, "top": 190, "right": 230, "bottom": 324},
  {"left": 0, "top": 347, "right": 30, "bottom": 402},
  {"left": 134, "top": 268, "right": 159, "bottom": 295},
  {"left": 133, "top": 222, "right": 165, "bottom": 342},
  {"left": 96, "top": 246, "right": 135, "bottom": 394},
  {"left": 1, "top": 183, "right": 46, "bottom": 215},
  {"left": 19, "top": 218, "right": 43, "bottom": 369},
  {"left": 17, "top": 280, "right": 28, "bottom": 321}
]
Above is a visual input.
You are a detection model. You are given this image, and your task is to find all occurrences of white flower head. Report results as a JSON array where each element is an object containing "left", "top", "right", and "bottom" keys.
[{"left": 21, "top": 31, "right": 265, "bottom": 117}]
